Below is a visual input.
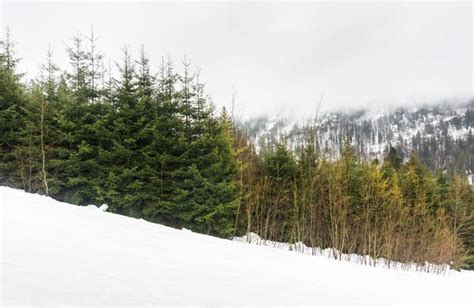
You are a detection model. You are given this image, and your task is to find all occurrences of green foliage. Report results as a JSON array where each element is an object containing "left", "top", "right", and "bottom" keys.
[
  {"left": 2, "top": 30, "right": 473, "bottom": 269},
  {"left": 0, "top": 31, "right": 238, "bottom": 238},
  {"left": 240, "top": 138, "right": 474, "bottom": 270},
  {"left": 0, "top": 31, "right": 32, "bottom": 189}
]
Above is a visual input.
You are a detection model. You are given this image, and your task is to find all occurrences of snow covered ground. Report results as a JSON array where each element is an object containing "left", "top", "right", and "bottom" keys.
[
  {"left": 234, "top": 233, "right": 454, "bottom": 273},
  {"left": 1, "top": 187, "right": 473, "bottom": 306}
]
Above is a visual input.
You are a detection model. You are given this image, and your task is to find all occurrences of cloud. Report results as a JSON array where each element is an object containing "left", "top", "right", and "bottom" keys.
[{"left": 2, "top": 1, "right": 472, "bottom": 118}]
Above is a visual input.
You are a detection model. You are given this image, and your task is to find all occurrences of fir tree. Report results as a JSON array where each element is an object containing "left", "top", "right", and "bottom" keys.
[{"left": 0, "top": 29, "right": 29, "bottom": 188}]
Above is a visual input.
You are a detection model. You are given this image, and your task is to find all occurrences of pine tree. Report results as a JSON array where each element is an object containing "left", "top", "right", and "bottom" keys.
[
  {"left": 2, "top": 30, "right": 472, "bottom": 268},
  {"left": 39, "top": 45, "right": 59, "bottom": 102},
  {"left": 85, "top": 27, "right": 104, "bottom": 103},
  {"left": 384, "top": 145, "right": 402, "bottom": 170},
  {"left": 136, "top": 45, "right": 155, "bottom": 117},
  {"left": 66, "top": 32, "right": 88, "bottom": 102},
  {"left": 0, "top": 28, "right": 29, "bottom": 188},
  {"left": 106, "top": 47, "right": 144, "bottom": 212},
  {"left": 190, "top": 109, "right": 238, "bottom": 237}
]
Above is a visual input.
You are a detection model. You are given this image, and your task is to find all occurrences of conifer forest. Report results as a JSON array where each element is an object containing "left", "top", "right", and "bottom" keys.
[{"left": 1, "top": 28, "right": 473, "bottom": 272}]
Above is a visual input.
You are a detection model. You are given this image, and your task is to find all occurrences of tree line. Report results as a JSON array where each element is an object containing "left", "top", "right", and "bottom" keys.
[
  {"left": 0, "top": 29, "right": 237, "bottom": 237},
  {"left": 233, "top": 135, "right": 473, "bottom": 270},
  {"left": 242, "top": 102, "right": 474, "bottom": 178},
  {"left": 1, "top": 30, "right": 472, "bottom": 270}
]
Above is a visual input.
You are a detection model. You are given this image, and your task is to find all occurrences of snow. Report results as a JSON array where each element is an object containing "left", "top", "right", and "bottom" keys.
[
  {"left": 1, "top": 187, "right": 473, "bottom": 306},
  {"left": 234, "top": 233, "right": 454, "bottom": 273},
  {"left": 247, "top": 103, "right": 472, "bottom": 167}
]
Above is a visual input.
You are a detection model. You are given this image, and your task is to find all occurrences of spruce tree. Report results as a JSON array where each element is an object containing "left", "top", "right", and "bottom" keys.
[
  {"left": 66, "top": 33, "right": 89, "bottom": 103},
  {"left": 0, "top": 29, "right": 29, "bottom": 188}
]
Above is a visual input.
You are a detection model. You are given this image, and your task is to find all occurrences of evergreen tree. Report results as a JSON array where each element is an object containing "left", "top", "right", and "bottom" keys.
[
  {"left": 85, "top": 27, "right": 104, "bottom": 103},
  {"left": 1, "top": 30, "right": 472, "bottom": 268},
  {"left": 66, "top": 32, "right": 89, "bottom": 102},
  {"left": 0, "top": 29, "right": 29, "bottom": 188}
]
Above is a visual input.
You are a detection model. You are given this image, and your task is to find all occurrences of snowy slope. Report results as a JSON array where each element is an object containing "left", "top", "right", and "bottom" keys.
[
  {"left": 244, "top": 101, "right": 473, "bottom": 160},
  {"left": 1, "top": 187, "right": 473, "bottom": 306}
]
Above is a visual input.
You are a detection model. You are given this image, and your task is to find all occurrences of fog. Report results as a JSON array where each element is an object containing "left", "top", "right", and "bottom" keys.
[{"left": 1, "top": 1, "right": 472, "bottom": 118}]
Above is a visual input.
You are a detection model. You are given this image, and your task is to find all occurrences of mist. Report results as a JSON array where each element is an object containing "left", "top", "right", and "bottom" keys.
[{"left": 2, "top": 1, "right": 472, "bottom": 119}]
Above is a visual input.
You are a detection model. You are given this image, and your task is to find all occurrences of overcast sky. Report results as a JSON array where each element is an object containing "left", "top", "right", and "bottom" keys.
[{"left": 1, "top": 1, "right": 473, "bottom": 118}]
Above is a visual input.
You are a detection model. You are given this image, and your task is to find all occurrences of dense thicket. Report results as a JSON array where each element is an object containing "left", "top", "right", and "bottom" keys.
[
  {"left": 1, "top": 30, "right": 472, "bottom": 270},
  {"left": 233, "top": 137, "right": 474, "bottom": 270},
  {"left": 0, "top": 31, "right": 237, "bottom": 237}
]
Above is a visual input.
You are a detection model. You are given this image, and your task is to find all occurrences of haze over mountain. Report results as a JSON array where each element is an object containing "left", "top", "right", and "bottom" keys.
[
  {"left": 2, "top": 3, "right": 474, "bottom": 306},
  {"left": 2, "top": 1, "right": 472, "bottom": 117},
  {"left": 242, "top": 100, "right": 474, "bottom": 181}
]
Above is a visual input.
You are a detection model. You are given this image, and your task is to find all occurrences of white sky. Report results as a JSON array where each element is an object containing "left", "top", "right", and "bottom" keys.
[{"left": 1, "top": 1, "right": 473, "bottom": 118}]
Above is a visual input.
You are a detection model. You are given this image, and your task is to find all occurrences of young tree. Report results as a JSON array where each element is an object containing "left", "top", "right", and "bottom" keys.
[
  {"left": 85, "top": 27, "right": 104, "bottom": 103},
  {"left": 66, "top": 32, "right": 88, "bottom": 102}
]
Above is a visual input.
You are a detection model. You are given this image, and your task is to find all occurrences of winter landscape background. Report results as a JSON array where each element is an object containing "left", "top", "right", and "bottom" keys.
[{"left": 1, "top": 1, "right": 473, "bottom": 306}]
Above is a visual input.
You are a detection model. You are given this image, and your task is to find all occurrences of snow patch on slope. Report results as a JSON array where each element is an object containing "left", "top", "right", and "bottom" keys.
[
  {"left": 1, "top": 187, "right": 473, "bottom": 306},
  {"left": 234, "top": 233, "right": 455, "bottom": 274}
]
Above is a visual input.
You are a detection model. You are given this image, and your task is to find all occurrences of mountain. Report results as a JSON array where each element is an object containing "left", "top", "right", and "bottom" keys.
[
  {"left": 240, "top": 100, "right": 474, "bottom": 183},
  {"left": 2, "top": 186, "right": 473, "bottom": 306}
]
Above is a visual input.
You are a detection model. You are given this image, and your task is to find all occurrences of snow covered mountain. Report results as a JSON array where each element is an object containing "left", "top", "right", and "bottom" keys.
[
  {"left": 241, "top": 100, "right": 473, "bottom": 179},
  {"left": 1, "top": 187, "right": 473, "bottom": 306}
]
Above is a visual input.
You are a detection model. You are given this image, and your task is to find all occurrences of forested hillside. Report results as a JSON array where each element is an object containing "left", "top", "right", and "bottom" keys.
[
  {"left": 242, "top": 101, "right": 474, "bottom": 180},
  {"left": 1, "top": 30, "right": 473, "bottom": 270}
]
